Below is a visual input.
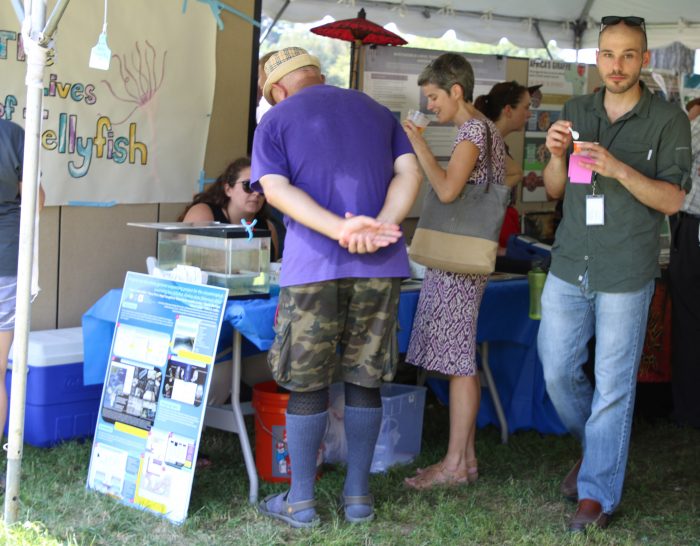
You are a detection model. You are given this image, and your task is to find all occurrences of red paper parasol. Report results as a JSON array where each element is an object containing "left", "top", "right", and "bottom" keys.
[{"left": 311, "top": 9, "right": 407, "bottom": 89}]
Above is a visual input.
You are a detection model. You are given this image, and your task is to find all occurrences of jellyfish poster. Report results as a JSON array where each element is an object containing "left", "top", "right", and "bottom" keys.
[{"left": 0, "top": 0, "right": 216, "bottom": 205}]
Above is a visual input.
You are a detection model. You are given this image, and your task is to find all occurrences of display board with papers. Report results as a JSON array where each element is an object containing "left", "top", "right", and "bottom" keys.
[{"left": 86, "top": 272, "right": 228, "bottom": 524}]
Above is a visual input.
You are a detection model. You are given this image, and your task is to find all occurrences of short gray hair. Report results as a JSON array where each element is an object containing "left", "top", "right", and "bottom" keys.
[{"left": 418, "top": 53, "right": 475, "bottom": 102}]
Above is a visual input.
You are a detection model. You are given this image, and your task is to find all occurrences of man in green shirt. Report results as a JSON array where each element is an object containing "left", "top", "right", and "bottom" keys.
[{"left": 538, "top": 16, "right": 691, "bottom": 532}]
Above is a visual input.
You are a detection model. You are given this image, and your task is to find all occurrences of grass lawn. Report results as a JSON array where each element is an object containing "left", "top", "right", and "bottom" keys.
[{"left": 0, "top": 390, "right": 698, "bottom": 545}]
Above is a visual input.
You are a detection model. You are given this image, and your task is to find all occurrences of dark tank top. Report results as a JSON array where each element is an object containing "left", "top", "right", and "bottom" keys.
[{"left": 206, "top": 203, "right": 229, "bottom": 223}]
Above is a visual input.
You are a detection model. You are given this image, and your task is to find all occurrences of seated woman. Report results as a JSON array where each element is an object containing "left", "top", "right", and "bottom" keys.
[{"left": 180, "top": 157, "right": 281, "bottom": 260}]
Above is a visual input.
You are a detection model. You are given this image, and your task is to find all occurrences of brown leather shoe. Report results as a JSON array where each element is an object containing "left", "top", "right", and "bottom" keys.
[
  {"left": 568, "top": 499, "right": 611, "bottom": 532},
  {"left": 560, "top": 458, "right": 582, "bottom": 502}
]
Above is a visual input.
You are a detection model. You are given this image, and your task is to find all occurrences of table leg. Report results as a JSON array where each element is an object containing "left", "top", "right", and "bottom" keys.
[
  {"left": 480, "top": 342, "right": 508, "bottom": 444},
  {"left": 230, "top": 330, "right": 259, "bottom": 504}
]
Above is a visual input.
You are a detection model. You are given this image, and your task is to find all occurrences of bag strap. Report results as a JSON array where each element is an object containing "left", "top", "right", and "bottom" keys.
[
  {"left": 484, "top": 119, "right": 493, "bottom": 193},
  {"left": 455, "top": 118, "right": 495, "bottom": 198}
]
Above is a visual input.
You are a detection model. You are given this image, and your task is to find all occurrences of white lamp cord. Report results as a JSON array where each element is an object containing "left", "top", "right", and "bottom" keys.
[{"left": 102, "top": 0, "right": 108, "bottom": 34}]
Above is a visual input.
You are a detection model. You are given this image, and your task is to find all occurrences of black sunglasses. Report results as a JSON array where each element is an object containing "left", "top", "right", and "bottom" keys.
[
  {"left": 229, "top": 178, "right": 253, "bottom": 193},
  {"left": 600, "top": 16, "right": 646, "bottom": 32}
]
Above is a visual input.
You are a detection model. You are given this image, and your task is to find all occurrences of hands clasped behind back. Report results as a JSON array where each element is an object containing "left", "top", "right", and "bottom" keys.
[{"left": 338, "top": 213, "right": 402, "bottom": 254}]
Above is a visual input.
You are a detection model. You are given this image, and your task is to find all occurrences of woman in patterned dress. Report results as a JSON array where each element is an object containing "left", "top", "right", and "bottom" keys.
[{"left": 402, "top": 54, "right": 506, "bottom": 489}]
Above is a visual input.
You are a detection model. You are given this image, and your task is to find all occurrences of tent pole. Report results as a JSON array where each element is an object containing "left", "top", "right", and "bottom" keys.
[
  {"left": 40, "top": 0, "right": 71, "bottom": 46},
  {"left": 3, "top": 0, "right": 47, "bottom": 525},
  {"left": 4, "top": 0, "right": 71, "bottom": 525},
  {"left": 572, "top": 19, "right": 588, "bottom": 52},
  {"left": 260, "top": 0, "right": 289, "bottom": 44},
  {"left": 10, "top": 0, "right": 24, "bottom": 22},
  {"left": 350, "top": 40, "right": 359, "bottom": 89},
  {"left": 532, "top": 21, "right": 553, "bottom": 60}
]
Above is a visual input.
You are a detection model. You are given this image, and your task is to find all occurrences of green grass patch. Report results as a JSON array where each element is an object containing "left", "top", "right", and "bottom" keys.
[{"left": 1, "top": 396, "right": 698, "bottom": 545}]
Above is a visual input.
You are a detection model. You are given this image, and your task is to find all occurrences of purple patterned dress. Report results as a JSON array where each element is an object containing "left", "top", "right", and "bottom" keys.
[{"left": 406, "top": 118, "right": 506, "bottom": 377}]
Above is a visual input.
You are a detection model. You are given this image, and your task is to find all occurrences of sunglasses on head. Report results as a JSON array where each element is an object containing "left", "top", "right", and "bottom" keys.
[
  {"left": 600, "top": 16, "right": 646, "bottom": 32},
  {"left": 229, "top": 178, "right": 253, "bottom": 193}
]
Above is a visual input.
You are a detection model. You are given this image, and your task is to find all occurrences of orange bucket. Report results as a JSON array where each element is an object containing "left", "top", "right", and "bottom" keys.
[
  {"left": 252, "top": 381, "right": 323, "bottom": 483},
  {"left": 252, "top": 381, "right": 291, "bottom": 482}
]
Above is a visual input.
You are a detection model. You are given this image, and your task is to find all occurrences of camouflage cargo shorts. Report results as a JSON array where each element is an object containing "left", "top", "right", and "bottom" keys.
[{"left": 268, "top": 277, "right": 401, "bottom": 392}]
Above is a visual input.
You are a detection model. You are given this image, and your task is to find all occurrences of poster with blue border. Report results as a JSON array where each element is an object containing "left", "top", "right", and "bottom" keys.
[{"left": 86, "top": 272, "right": 228, "bottom": 524}]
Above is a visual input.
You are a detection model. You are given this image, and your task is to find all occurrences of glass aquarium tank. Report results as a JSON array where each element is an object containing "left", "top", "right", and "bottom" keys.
[{"left": 130, "top": 222, "right": 271, "bottom": 297}]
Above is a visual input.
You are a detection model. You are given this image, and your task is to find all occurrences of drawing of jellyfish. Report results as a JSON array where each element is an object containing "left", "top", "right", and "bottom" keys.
[{"left": 101, "top": 40, "right": 167, "bottom": 126}]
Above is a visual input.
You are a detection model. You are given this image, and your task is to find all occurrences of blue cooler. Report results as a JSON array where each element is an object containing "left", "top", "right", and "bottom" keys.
[{"left": 6, "top": 327, "right": 104, "bottom": 447}]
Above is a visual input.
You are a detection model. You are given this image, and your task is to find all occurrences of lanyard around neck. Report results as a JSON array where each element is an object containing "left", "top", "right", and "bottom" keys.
[{"left": 591, "top": 116, "right": 629, "bottom": 194}]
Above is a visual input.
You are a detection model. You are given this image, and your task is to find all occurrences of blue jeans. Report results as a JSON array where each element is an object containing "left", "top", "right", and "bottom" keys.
[{"left": 537, "top": 273, "right": 654, "bottom": 513}]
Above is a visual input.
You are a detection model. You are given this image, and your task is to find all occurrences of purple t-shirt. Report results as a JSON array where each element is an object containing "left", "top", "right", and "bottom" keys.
[{"left": 251, "top": 85, "right": 413, "bottom": 287}]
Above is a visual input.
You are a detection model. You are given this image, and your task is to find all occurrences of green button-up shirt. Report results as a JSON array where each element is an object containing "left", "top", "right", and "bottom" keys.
[{"left": 550, "top": 82, "right": 692, "bottom": 292}]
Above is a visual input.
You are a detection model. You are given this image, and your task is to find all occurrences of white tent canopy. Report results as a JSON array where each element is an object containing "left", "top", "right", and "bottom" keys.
[{"left": 262, "top": 0, "right": 700, "bottom": 51}]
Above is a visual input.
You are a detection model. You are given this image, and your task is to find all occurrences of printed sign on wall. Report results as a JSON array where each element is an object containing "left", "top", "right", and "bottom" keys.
[{"left": 523, "top": 59, "right": 589, "bottom": 203}]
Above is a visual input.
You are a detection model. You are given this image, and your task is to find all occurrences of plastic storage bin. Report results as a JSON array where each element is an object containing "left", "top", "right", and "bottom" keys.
[
  {"left": 324, "top": 383, "right": 427, "bottom": 473},
  {"left": 5, "top": 327, "right": 103, "bottom": 447}
]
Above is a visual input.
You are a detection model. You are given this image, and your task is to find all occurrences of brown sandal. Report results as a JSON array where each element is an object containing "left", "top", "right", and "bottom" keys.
[
  {"left": 415, "top": 459, "right": 478, "bottom": 482},
  {"left": 404, "top": 462, "right": 469, "bottom": 490}
]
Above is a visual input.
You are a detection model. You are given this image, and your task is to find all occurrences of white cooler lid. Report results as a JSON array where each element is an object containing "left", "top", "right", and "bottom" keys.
[{"left": 9, "top": 327, "right": 84, "bottom": 368}]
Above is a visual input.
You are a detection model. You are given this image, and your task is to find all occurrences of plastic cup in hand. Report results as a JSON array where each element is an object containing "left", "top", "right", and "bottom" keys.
[{"left": 407, "top": 109, "right": 430, "bottom": 133}]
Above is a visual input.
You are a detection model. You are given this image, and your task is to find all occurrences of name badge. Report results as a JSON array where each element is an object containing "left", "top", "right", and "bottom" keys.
[{"left": 586, "top": 195, "right": 604, "bottom": 226}]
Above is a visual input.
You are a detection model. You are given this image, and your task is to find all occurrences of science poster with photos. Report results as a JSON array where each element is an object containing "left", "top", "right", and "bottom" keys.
[
  {"left": 87, "top": 272, "right": 227, "bottom": 524},
  {"left": 523, "top": 59, "right": 589, "bottom": 202}
]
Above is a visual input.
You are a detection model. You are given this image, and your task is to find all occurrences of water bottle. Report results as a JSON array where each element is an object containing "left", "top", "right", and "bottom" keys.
[{"left": 528, "top": 264, "right": 547, "bottom": 320}]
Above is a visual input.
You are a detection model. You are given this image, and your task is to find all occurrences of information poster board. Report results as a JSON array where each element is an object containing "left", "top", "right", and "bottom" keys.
[
  {"left": 523, "top": 59, "right": 589, "bottom": 203},
  {"left": 363, "top": 46, "right": 507, "bottom": 216},
  {"left": 87, "top": 272, "right": 228, "bottom": 524}
]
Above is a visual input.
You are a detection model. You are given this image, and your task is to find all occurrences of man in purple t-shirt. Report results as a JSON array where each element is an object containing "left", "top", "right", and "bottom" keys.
[{"left": 252, "top": 47, "right": 421, "bottom": 527}]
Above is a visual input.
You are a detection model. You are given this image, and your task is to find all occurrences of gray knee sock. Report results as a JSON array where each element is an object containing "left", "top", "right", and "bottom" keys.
[
  {"left": 343, "top": 405, "right": 382, "bottom": 517},
  {"left": 284, "top": 410, "right": 328, "bottom": 520}
]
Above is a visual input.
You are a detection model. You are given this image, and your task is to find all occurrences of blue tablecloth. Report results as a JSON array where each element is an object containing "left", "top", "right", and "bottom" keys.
[
  {"left": 82, "top": 279, "right": 566, "bottom": 435},
  {"left": 398, "top": 280, "right": 566, "bottom": 435}
]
